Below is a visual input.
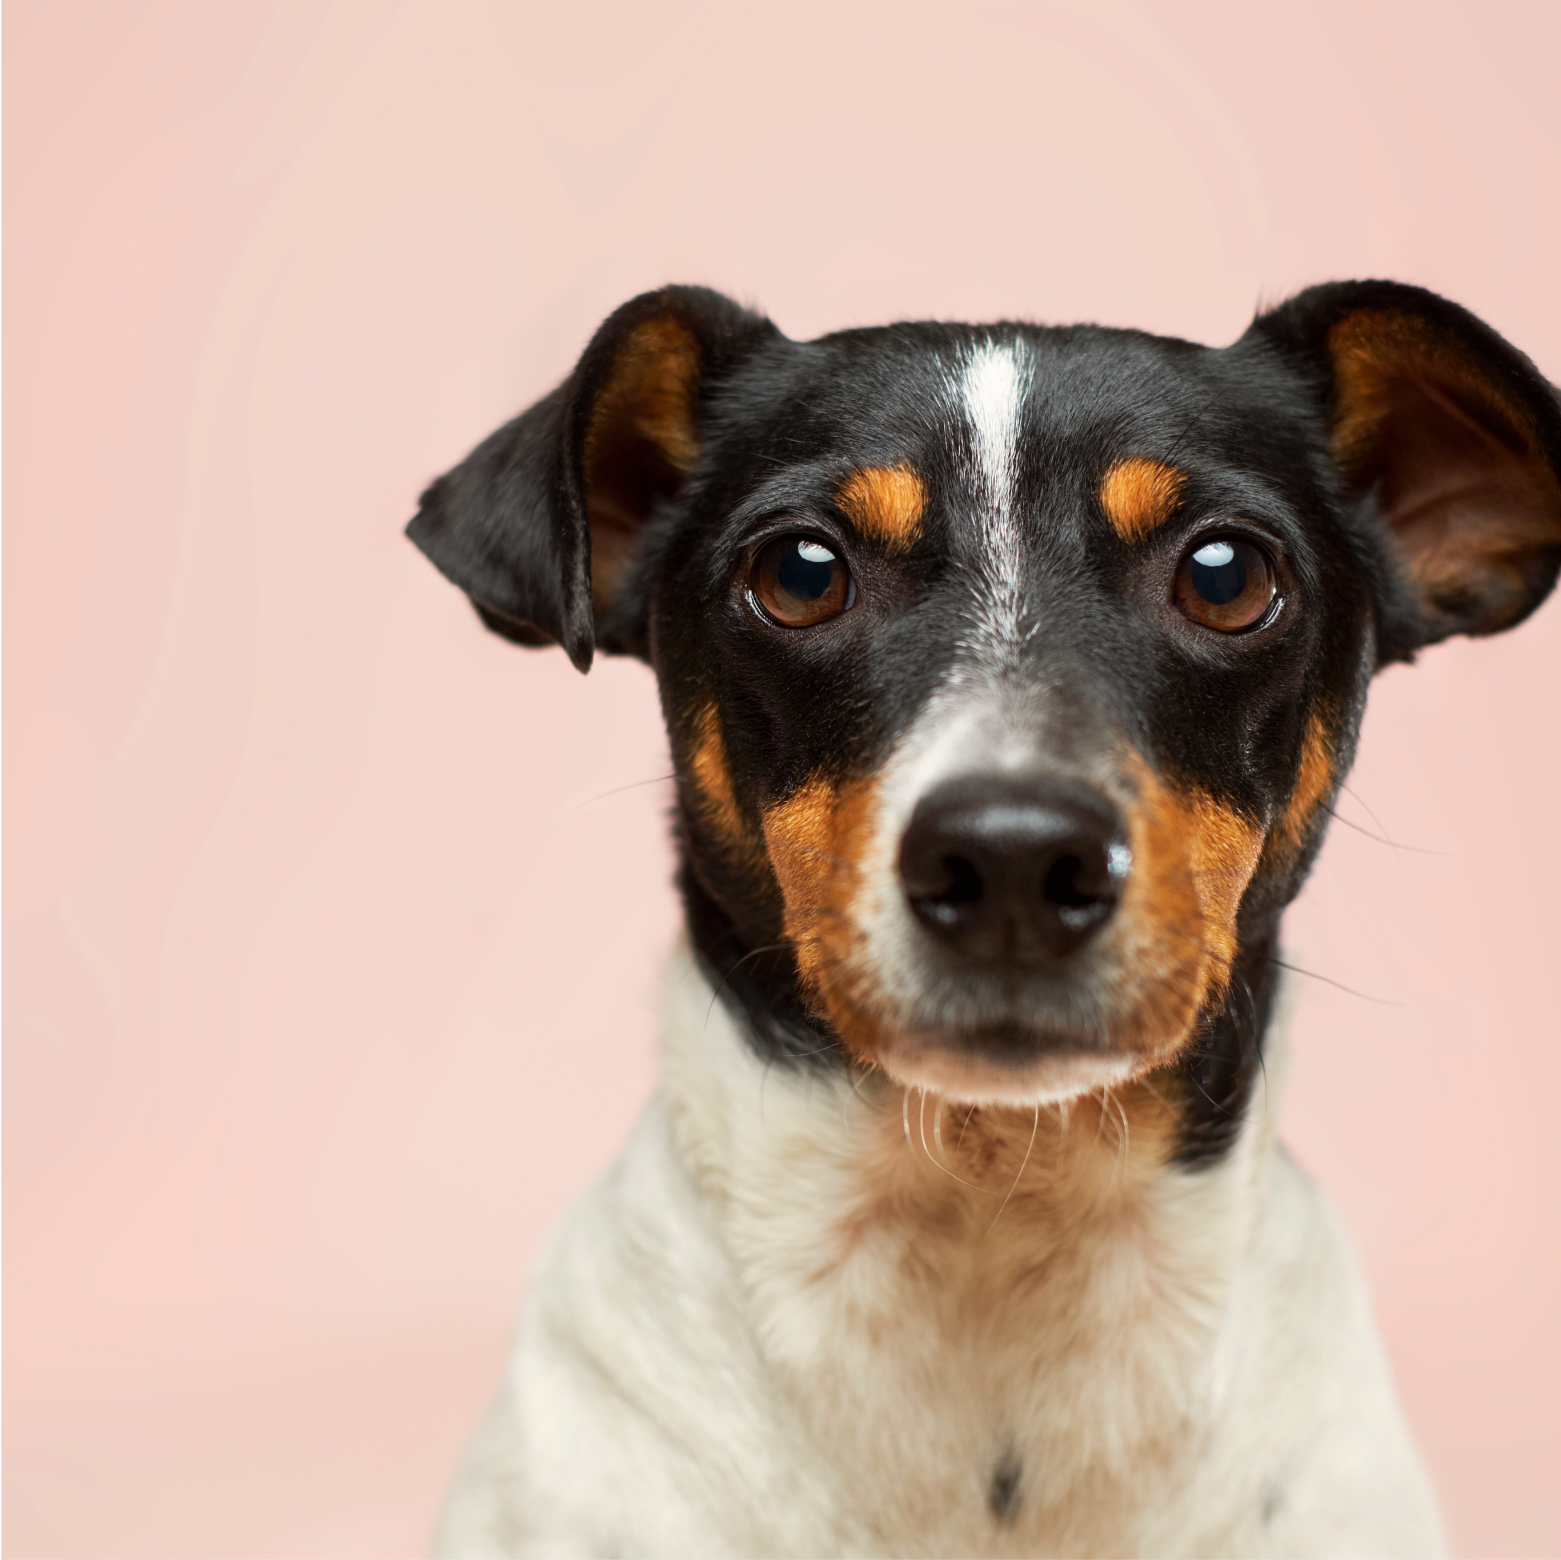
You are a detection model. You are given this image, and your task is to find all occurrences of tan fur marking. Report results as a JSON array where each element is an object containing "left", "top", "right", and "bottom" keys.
[
  {"left": 763, "top": 775, "right": 884, "bottom": 1055},
  {"left": 584, "top": 315, "right": 702, "bottom": 475},
  {"left": 1180, "top": 790, "right": 1266, "bottom": 979},
  {"left": 1115, "top": 754, "right": 1264, "bottom": 1056},
  {"left": 1099, "top": 458, "right": 1187, "bottom": 544},
  {"left": 686, "top": 700, "right": 768, "bottom": 878},
  {"left": 1328, "top": 309, "right": 1561, "bottom": 631},
  {"left": 582, "top": 316, "right": 702, "bottom": 611},
  {"left": 1326, "top": 309, "right": 1535, "bottom": 472},
  {"left": 1264, "top": 710, "right": 1335, "bottom": 867},
  {"left": 688, "top": 701, "right": 743, "bottom": 842},
  {"left": 835, "top": 466, "right": 927, "bottom": 553}
]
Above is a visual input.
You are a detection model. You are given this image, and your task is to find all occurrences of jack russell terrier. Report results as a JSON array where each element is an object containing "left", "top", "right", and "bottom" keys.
[{"left": 409, "top": 280, "right": 1559, "bottom": 1557}]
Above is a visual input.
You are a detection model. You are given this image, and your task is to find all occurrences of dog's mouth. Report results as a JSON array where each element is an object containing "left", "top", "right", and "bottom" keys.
[
  {"left": 951, "top": 1018, "right": 1115, "bottom": 1057},
  {"left": 862, "top": 1018, "right": 1145, "bottom": 1106}
]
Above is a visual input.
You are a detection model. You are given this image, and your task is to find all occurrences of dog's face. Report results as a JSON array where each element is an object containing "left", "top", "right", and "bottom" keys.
[{"left": 411, "top": 283, "right": 1560, "bottom": 1141}]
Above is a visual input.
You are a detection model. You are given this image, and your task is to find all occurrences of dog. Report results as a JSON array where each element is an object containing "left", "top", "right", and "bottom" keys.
[{"left": 408, "top": 280, "right": 1560, "bottom": 1558}]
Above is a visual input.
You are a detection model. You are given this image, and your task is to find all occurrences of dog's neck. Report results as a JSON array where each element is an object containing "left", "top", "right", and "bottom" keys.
[{"left": 654, "top": 943, "right": 1290, "bottom": 1539}]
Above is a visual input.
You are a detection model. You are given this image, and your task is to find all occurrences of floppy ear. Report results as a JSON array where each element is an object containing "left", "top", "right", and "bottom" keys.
[
  {"left": 407, "top": 286, "right": 780, "bottom": 670},
  {"left": 1245, "top": 280, "right": 1561, "bottom": 657}
]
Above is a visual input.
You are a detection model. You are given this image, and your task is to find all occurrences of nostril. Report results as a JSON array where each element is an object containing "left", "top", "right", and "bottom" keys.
[
  {"left": 910, "top": 854, "right": 983, "bottom": 929},
  {"left": 1042, "top": 851, "right": 1118, "bottom": 932},
  {"left": 1042, "top": 853, "right": 1092, "bottom": 909},
  {"left": 938, "top": 855, "right": 983, "bottom": 904}
]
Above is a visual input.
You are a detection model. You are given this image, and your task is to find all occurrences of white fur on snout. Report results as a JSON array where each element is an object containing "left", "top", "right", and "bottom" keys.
[{"left": 843, "top": 683, "right": 1137, "bottom": 1103}]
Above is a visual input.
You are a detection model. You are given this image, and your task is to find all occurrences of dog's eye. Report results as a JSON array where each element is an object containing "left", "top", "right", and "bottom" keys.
[
  {"left": 1174, "top": 537, "right": 1277, "bottom": 632},
  {"left": 751, "top": 535, "right": 853, "bottom": 627}
]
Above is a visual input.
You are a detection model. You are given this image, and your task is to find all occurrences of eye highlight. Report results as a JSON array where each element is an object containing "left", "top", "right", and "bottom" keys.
[
  {"left": 1174, "top": 536, "right": 1277, "bottom": 632},
  {"left": 751, "top": 535, "right": 853, "bottom": 627}
]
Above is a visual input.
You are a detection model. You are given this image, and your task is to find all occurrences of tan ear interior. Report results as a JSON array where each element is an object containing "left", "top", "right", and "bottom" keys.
[
  {"left": 581, "top": 316, "right": 702, "bottom": 613},
  {"left": 1329, "top": 309, "right": 1561, "bottom": 635}
]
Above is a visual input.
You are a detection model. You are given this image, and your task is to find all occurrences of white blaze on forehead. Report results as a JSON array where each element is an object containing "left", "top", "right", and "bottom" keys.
[
  {"left": 961, "top": 339, "right": 1027, "bottom": 510},
  {"left": 839, "top": 340, "right": 1047, "bottom": 1016},
  {"left": 954, "top": 339, "right": 1031, "bottom": 661}
]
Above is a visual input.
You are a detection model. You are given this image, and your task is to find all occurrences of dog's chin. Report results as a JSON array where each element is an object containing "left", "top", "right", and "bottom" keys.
[{"left": 870, "top": 1032, "right": 1146, "bottom": 1107}]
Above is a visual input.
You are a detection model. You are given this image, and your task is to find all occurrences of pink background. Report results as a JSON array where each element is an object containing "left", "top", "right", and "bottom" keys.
[{"left": 6, "top": 2, "right": 1559, "bottom": 1555}]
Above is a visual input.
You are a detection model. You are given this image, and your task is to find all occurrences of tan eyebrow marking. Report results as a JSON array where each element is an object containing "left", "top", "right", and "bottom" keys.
[
  {"left": 835, "top": 466, "right": 927, "bottom": 554},
  {"left": 1099, "top": 457, "right": 1187, "bottom": 543}
]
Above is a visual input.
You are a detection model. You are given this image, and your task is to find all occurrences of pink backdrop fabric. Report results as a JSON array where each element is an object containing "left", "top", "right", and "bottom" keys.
[{"left": 5, "top": 3, "right": 1560, "bottom": 1555}]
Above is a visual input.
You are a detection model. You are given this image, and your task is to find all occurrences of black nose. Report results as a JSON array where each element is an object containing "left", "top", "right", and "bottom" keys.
[{"left": 898, "top": 776, "right": 1128, "bottom": 964}]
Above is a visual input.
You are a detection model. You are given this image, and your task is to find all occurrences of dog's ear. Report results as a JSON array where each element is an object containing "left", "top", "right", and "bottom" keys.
[
  {"left": 407, "top": 286, "right": 780, "bottom": 671},
  {"left": 1243, "top": 280, "right": 1561, "bottom": 657}
]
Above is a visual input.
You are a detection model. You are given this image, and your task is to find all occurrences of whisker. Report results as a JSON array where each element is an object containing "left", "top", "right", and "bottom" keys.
[
  {"left": 985, "top": 1103, "right": 1040, "bottom": 1238},
  {"left": 1233, "top": 971, "right": 1269, "bottom": 1100},
  {"left": 1271, "top": 957, "right": 1402, "bottom": 1007},
  {"left": 1336, "top": 782, "right": 1395, "bottom": 844},
  {"left": 564, "top": 773, "right": 675, "bottom": 814},
  {"left": 926, "top": 1096, "right": 996, "bottom": 1194},
  {"left": 845, "top": 1063, "right": 873, "bottom": 1110},
  {"left": 1336, "top": 784, "right": 1446, "bottom": 856},
  {"left": 1325, "top": 807, "right": 1444, "bottom": 856},
  {"left": 956, "top": 1104, "right": 977, "bottom": 1153},
  {"left": 1185, "top": 1068, "right": 1226, "bottom": 1112},
  {"left": 1109, "top": 1089, "right": 1131, "bottom": 1175},
  {"left": 1160, "top": 394, "right": 1220, "bottom": 467},
  {"left": 1052, "top": 1096, "right": 1073, "bottom": 1175},
  {"left": 782, "top": 1036, "right": 848, "bottom": 1062},
  {"left": 1135, "top": 1073, "right": 1170, "bottom": 1106},
  {"left": 706, "top": 942, "right": 791, "bottom": 1025},
  {"left": 1090, "top": 1087, "right": 1111, "bottom": 1150}
]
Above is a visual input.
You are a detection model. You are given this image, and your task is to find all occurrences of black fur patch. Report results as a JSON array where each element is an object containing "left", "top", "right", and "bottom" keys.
[{"left": 988, "top": 1449, "right": 1023, "bottom": 1523}]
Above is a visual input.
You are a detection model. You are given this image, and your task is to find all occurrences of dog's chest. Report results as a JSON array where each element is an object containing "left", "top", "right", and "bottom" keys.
[
  {"left": 454, "top": 973, "right": 1442, "bottom": 1558},
  {"left": 691, "top": 1064, "right": 1258, "bottom": 1554}
]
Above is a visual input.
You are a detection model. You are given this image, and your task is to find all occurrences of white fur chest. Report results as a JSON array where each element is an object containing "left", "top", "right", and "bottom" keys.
[{"left": 436, "top": 950, "right": 1442, "bottom": 1558}]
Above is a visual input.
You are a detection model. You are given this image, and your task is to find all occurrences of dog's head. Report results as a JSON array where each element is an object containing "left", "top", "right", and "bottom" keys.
[{"left": 410, "top": 282, "right": 1560, "bottom": 1142}]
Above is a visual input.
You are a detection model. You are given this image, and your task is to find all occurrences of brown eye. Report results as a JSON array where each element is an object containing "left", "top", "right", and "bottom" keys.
[
  {"left": 751, "top": 535, "right": 853, "bottom": 627},
  {"left": 1174, "top": 537, "right": 1277, "bottom": 632}
]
